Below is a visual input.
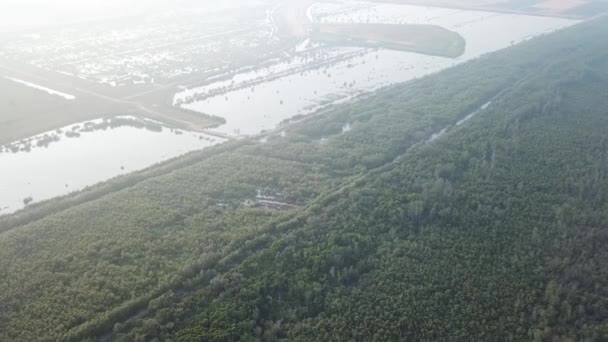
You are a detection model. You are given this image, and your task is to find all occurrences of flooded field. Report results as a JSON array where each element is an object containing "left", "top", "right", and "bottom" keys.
[
  {"left": 0, "top": 116, "right": 224, "bottom": 215},
  {"left": 0, "top": 1, "right": 581, "bottom": 216},
  {"left": 176, "top": 2, "right": 577, "bottom": 137}
]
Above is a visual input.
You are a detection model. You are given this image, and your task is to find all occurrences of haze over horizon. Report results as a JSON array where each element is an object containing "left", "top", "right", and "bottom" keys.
[{"left": 0, "top": 0, "right": 249, "bottom": 33}]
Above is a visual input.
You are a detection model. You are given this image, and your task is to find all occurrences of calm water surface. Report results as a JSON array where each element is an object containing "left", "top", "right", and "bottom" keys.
[{"left": 0, "top": 116, "right": 224, "bottom": 214}]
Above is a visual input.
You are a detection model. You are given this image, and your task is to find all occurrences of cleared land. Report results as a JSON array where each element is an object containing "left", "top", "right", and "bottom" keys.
[
  {"left": 0, "top": 67, "right": 222, "bottom": 145},
  {"left": 0, "top": 72, "right": 131, "bottom": 145},
  {"left": 315, "top": 23, "right": 466, "bottom": 58}
]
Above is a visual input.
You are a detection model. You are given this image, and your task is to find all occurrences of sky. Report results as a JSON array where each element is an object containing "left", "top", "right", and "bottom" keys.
[
  {"left": 0, "top": 0, "right": 177, "bottom": 33},
  {"left": 0, "top": 0, "right": 259, "bottom": 33}
]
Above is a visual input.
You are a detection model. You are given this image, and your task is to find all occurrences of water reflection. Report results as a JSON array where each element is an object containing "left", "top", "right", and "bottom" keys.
[{"left": 0, "top": 116, "right": 224, "bottom": 215}]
